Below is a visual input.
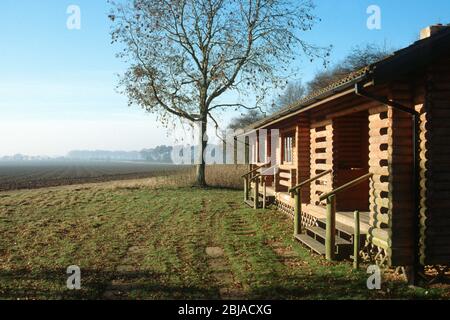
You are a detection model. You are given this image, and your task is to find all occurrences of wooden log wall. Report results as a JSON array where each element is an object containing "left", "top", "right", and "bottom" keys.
[
  {"left": 387, "top": 83, "right": 415, "bottom": 266},
  {"left": 310, "top": 121, "right": 334, "bottom": 206},
  {"left": 418, "top": 56, "right": 450, "bottom": 265},
  {"left": 333, "top": 112, "right": 370, "bottom": 211},
  {"left": 367, "top": 104, "right": 392, "bottom": 258},
  {"left": 296, "top": 115, "right": 311, "bottom": 203}
]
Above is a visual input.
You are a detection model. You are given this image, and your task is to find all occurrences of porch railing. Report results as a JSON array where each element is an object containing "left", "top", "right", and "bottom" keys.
[
  {"left": 275, "top": 167, "right": 297, "bottom": 192},
  {"left": 241, "top": 163, "right": 269, "bottom": 203},
  {"left": 319, "top": 172, "right": 373, "bottom": 263},
  {"left": 289, "top": 169, "right": 333, "bottom": 237}
]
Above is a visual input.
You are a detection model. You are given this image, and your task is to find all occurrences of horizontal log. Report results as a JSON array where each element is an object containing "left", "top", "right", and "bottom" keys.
[
  {"left": 424, "top": 246, "right": 450, "bottom": 256},
  {"left": 422, "top": 254, "right": 450, "bottom": 266},
  {"left": 313, "top": 141, "right": 331, "bottom": 149},
  {"left": 279, "top": 172, "right": 291, "bottom": 179},
  {"left": 370, "top": 213, "right": 390, "bottom": 225},
  {"left": 368, "top": 105, "right": 389, "bottom": 115},
  {"left": 370, "top": 227, "right": 391, "bottom": 242},
  {"left": 368, "top": 159, "right": 388, "bottom": 169},
  {"left": 372, "top": 182, "right": 389, "bottom": 191},
  {"left": 311, "top": 120, "right": 332, "bottom": 129},
  {"left": 311, "top": 153, "right": 331, "bottom": 160},
  {"left": 371, "top": 175, "right": 389, "bottom": 184},
  {"left": 369, "top": 136, "right": 389, "bottom": 144},
  {"left": 369, "top": 120, "right": 390, "bottom": 130},
  {"left": 279, "top": 180, "right": 291, "bottom": 188},
  {"left": 374, "top": 197, "right": 390, "bottom": 207},
  {"left": 313, "top": 164, "right": 331, "bottom": 171},
  {"left": 369, "top": 235, "right": 390, "bottom": 250},
  {"left": 420, "top": 198, "right": 450, "bottom": 209}
]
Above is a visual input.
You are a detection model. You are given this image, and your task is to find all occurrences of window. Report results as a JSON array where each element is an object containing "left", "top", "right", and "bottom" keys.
[{"left": 283, "top": 133, "right": 295, "bottom": 163}]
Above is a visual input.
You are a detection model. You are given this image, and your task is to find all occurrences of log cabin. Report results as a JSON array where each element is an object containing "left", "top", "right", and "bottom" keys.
[{"left": 240, "top": 25, "right": 450, "bottom": 283}]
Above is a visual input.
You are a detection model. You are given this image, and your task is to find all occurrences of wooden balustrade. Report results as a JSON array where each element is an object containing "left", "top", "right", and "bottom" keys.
[
  {"left": 318, "top": 172, "right": 373, "bottom": 262},
  {"left": 242, "top": 163, "right": 270, "bottom": 206},
  {"left": 289, "top": 170, "right": 333, "bottom": 237}
]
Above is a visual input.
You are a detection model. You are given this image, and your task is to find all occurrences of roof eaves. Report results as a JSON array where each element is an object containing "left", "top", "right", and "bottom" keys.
[
  {"left": 248, "top": 67, "right": 372, "bottom": 129},
  {"left": 248, "top": 27, "right": 450, "bottom": 130}
]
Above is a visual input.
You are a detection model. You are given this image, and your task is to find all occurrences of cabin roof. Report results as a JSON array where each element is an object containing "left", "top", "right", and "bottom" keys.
[{"left": 249, "top": 25, "right": 450, "bottom": 129}]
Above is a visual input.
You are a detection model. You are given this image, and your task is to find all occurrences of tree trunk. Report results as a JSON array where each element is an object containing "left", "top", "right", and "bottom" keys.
[{"left": 196, "top": 118, "right": 207, "bottom": 187}]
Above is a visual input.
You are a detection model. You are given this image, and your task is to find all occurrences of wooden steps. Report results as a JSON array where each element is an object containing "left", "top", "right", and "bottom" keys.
[
  {"left": 305, "top": 226, "right": 351, "bottom": 245},
  {"left": 295, "top": 234, "right": 326, "bottom": 255},
  {"left": 244, "top": 186, "right": 365, "bottom": 261},
  {"left": 304, "top": 204, "right": 370, "bottom": 234},
  {"left": 295, "top": 218, "right": 363, "bottom": 260},
  {"left": 244, "top": 199, "right": 254, "bottom": 208},
  {"left": 317, "top": 219, "right": 355, "bottom": 237},
  {"left": 246, "top": 186, "right": 276, "bottom": 209}
]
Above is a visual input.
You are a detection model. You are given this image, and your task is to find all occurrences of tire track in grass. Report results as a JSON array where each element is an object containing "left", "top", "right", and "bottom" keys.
[
  {"left": 219, "top": 204, "right": 308, "bottom": 299},
  {"left": 204, "top": 199, "right": 248, "bottom": 299},
  {"left": 101, "top": 192, "right": 179, "bottom": 300},
  {"left": 102, "top": 191, "right": 213, "bottom": 299}
]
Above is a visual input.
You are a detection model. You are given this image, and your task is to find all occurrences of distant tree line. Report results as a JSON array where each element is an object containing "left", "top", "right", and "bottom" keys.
[
  {"left": 139, "top": 145, "right": 173, "bottom": 163},
  {"left": 66, "top": 146, "right": 175, "bottom": 163}
]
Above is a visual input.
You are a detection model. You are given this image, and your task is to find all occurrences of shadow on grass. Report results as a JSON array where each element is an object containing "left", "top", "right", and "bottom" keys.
[
  {"left": 0, "top": 268, "right": 218, "bottom": 300},
  {"left": 1, "top": 267, "right": 445, "bottom": 300},
  {"left": 0, "top": 266, "right": 369, "bottom": 300}
]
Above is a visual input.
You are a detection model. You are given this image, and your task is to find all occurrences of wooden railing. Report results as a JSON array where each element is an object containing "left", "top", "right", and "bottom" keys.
[
  {"left": 260, "top": 165, "right": 279, "bottom": 209},
  {"left": 319, "top": 172, "right": 373, "bottom": 263},
  {"left": 249, "top": 174, "right": 262, "bottom": 209},
  {"left": 289, "top": 170, "right": 333, "bottom": 237},
  {"left": 242, "top": 163, "right": 269, "bottom": 204},
  {"left": 275, "top": 167, "right": 296, "bottom": 192}
]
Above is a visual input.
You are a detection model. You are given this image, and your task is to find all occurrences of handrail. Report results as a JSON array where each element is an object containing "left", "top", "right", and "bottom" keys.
[
  {"left": 318, "top": 172, "right": 373, "bottom": 262},
  {"left": 241, "top": 163, "right": 270, "bottom": 178},
  {"left": 319, "top": 173, "right": 373, "bottom": 201},
  {"left": 260, "top": 164, "right": 278, "bottom": 176},
  {"left": 249, "top": 174, "right": 261, "bottom": 182},
  {"left": 289, "top": 169, "right": 332, "bottom": 193}
]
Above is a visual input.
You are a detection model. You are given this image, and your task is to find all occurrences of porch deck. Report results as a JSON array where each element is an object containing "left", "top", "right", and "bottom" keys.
[{"left": 260, "top": 185, "right": 370, "bottom": 234}]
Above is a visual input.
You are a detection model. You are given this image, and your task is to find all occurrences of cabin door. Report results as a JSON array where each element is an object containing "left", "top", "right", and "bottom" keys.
[{"left": 333, "top": 111, "right": 370, "bottom": 212}]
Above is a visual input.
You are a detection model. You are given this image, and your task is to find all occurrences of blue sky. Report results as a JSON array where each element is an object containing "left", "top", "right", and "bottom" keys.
[{"left": 0, "top": 0, "right": 449, "bottom": 156}]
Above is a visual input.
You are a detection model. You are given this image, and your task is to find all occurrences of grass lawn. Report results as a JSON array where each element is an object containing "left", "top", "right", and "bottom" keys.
[{"left": 0, "top": 180, "right": 448, "bottom": 300}]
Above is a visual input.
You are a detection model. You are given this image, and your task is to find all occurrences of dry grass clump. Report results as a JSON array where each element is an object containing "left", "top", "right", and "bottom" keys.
[
  {"left": 205, "top": 165, "right": 247, "bottom": 189},
  {"left": 104, "top": 164, "right": 247, "bottom": 191},
  {"left": 108, "top": 164, "right": 247, "bottom": 190},
  {"left": 109, "top": 169, "right": 196, "bottom": 190}
]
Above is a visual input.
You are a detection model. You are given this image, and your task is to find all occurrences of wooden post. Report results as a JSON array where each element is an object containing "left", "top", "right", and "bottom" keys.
[
  {"left": 294, "top": 190, "right": 302, "bottom": 236},
  {"left": 353, "top": 210, "right": 360, "bottom": 269},
  {"left": 244, "top": 177, "right": 249, "bottom": 201},
  {"left": 254, "top": 176, "right": 259, "bottom": 209},
  {"left": 262, "top": 177, "right": 266, "bottom": 209},
  {"left": 325, "top": 195, "right": 336, "bottom": 261},
  {"left": 274, "top": 171, "right": 279, "bottom": 192}
]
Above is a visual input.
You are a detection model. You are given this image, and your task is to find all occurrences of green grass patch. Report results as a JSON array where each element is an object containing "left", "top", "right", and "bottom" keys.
[{"left": 0, "top": 184, "right": 448, "bottom": 299}]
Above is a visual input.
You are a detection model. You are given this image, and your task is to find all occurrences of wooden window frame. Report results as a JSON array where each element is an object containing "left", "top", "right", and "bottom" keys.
[{"left": 282, "top": 131, "right": 295, "bottom": 165}]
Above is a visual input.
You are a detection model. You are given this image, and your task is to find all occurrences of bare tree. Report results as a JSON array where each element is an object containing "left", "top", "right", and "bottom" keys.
[
  {"left": 273, "top": 81, "right": 306, "bottom": 112},
  {"left": 109, "top": 0, "right": 329, "bottom": 186},
  {"left": 228, "top": 109, "right": 265, "bottom": 130},
  {"left": 307, "top": 43, "right": 393, "bottom": 94}
]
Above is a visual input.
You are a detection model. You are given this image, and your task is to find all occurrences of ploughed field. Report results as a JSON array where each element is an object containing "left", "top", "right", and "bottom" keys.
[{"left": 0, "top": 161, "right": 191, "bottom": 191}]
